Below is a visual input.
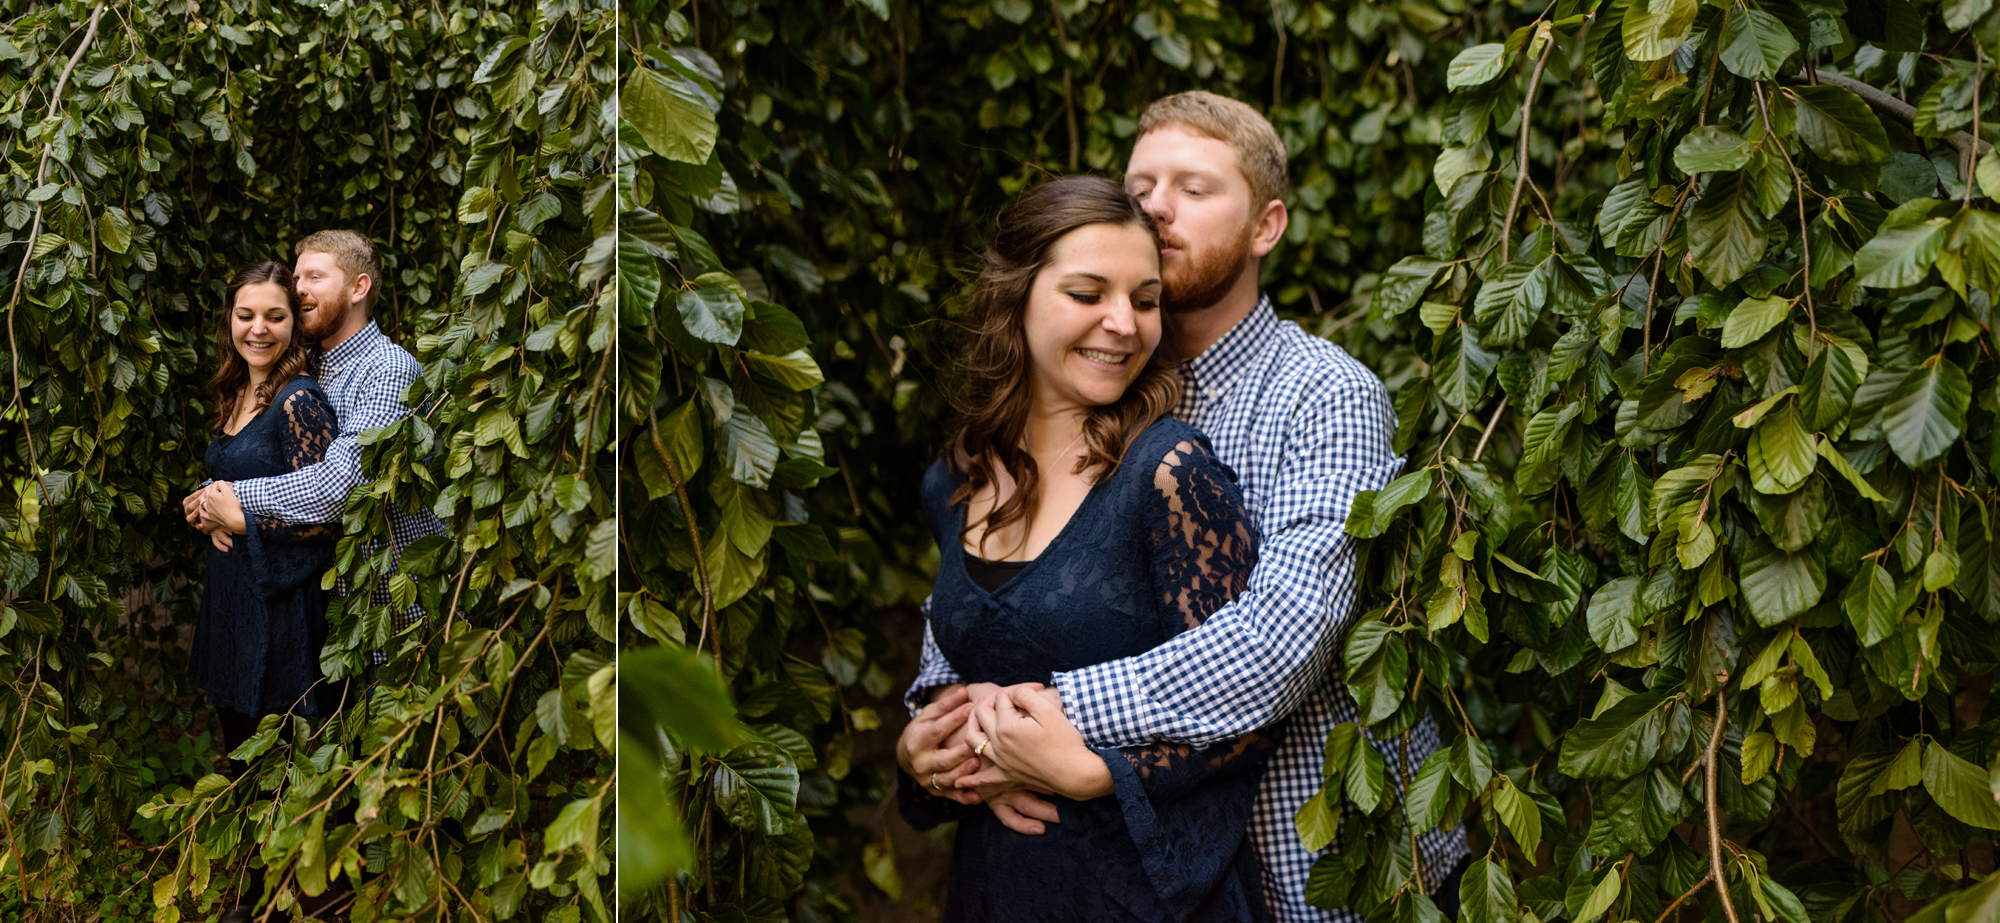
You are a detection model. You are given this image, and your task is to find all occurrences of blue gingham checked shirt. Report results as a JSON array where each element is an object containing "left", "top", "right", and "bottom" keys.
[
  {"left": 907, "top": 297, "right": 1468, "bottom": 921},
  {"left": 234, "top": 321, "right": 446, "bottom": 658}
]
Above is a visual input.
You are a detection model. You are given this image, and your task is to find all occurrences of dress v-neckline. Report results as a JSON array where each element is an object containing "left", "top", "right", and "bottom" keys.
[{"left": 950, "top": 470, "right": 1110, "bottom": 599}]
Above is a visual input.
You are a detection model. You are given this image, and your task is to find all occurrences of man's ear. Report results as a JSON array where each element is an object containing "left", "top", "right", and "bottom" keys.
[
  {"left": 1249, "top": 200, "right": 1289, "bottom": 258},
  {"left": 350, "top": 271, "right": 373, "bottom": 308}
]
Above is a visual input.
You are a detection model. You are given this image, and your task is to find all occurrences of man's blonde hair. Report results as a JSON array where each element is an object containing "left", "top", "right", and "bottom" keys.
[
  {"left": 1138, "top": 91, "right": 1290, "bottom": 208},
  {"left": 294, "top": 230, "right": 382, "bottom": 312}
]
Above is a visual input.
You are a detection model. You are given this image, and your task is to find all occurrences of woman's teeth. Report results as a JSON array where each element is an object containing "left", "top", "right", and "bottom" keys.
[{"left": 1076, "top": 348, "right": 1126, "bottom": 364}]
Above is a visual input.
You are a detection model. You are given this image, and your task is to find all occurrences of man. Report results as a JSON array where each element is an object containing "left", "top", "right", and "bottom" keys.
[
  {"left": 902, "top": 92, "right": 1468, "bottom": 920},
  {"left": 189, "top": 230, "right": 446, "bottom": 666}
]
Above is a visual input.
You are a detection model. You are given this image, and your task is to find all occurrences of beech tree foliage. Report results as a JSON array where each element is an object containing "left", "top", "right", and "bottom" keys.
[
  {"left": 0, "top": 1, "right": 614, "bottom": 920},
  {"left": 1327, "top": 1, "right": 2000, "bottom": 923}
]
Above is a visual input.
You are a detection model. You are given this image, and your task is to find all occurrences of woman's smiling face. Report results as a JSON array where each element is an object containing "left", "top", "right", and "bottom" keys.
[
  {"left": 1022, "top": 222, "right": 1164, "bottom": 415},
  {"left": 231, "top": 281, "right": 294, "bottom": 376}
]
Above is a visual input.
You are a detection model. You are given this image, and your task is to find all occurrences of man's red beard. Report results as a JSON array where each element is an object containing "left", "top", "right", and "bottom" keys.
[
  {"left": 1159, "top": 223, "right": 1253, "bottom": 313},
  {"left": 299, "top": 299, "right": 348, "bottom": 342}
]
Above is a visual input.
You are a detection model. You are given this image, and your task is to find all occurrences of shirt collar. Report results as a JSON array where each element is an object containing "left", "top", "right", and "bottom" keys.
[
  {"left": 315, "top": 320, "right": 383, "bottom": 376},
  {"left": 1181, "top": 294, "right": 1281, "bottom": 401}
]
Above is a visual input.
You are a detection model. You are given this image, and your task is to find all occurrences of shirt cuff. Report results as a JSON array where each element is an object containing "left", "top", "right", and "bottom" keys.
[
  {"left": 1052, "top": 659, "right": 1176, "bottom": 750},
  {"left": 234, "top": 479, "right": 271, "bottom": 516}
]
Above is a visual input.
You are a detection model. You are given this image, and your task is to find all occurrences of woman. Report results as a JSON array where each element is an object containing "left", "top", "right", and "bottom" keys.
[
  {"left": 189, "top": 261, "right": 344, "bottom": 758},
  {"left": 896, "top": 176, "right": 1275, "bottom": 922}
]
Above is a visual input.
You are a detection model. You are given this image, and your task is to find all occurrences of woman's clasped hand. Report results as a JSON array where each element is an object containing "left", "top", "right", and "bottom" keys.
[{"left": 895, "top": 683, "right": 1073, "bottom": 834}]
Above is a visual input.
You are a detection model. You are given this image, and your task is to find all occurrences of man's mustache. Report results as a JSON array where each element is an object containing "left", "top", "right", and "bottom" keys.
[{"left": 1158, "top": 233, "right": 1190, "bottom": 252}]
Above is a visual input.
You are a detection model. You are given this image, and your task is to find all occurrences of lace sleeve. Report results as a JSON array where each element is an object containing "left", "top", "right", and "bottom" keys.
[
  {"left": 1098, "top": 439, "right": 1272, "bottom": 800},
  {"left": 253, "top": 387, "right": 342, "bottom": 544}
]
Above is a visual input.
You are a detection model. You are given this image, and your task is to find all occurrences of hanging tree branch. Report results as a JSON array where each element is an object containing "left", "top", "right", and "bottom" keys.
[{"left": 6, "top": 4, "right": 105, "bottom": 508}]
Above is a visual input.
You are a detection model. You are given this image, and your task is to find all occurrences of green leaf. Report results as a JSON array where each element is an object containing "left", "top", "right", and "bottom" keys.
[
  {"left": 1790, "top": 85, "right": 1892, "bottom": 165},
  {"left": 1799, "top": 346, "right": 1859, "bottom": 432},
  {"left": 1749, "top": 402, "right": 1817, "bottom": 494},
  {"left": 1923, "top": 742, "right": 2000, "bottom": 829},
  {"left": 1296, "top": 787, "right": 1342, "bottom": 852},
  {"left": 1718, "top": 10, "right": 1799, "bottom": 81},
  {"left": 1737, "top": 536, "right": 1828, "bottom": 627},
  {"left": 1436, "top": 325, "right": 1500, "bottom": 412},
  {"left": 743, "top": 349, "right": 825, "bottom": 391},
  {"left": 1585, "top": 575, "right": 1644, "bottom": 651},
  {"left": 1878, "top": 361, "right": 1971, "bottom": 467},
  {"left": 1624, "top": 0, "right": 1699, "bottom": 60},
  {"left": 1721, "top": 295, "right": 1792, "bottom": 348},
  {"left": 1558, "top": 690, "right": 1669, "bottom": 779},
  {"left": 1435, "top": 141, "right": 1493, "bottom": 195},
  {"left": 1346, "top": 737, "right": 1389, "bottom": 813},
  {"left": 722, "top": 406, "right": 781, "bottom": 488},
  {"left": 1674, "top": 126, "right": 1755, "bottom": 174},
  {"left": 1573, "top": 863, "right": 1623, "bottom": 923},
  {"left": 544, "top": 796, "right": 602, "bottom": 856},
  {"left": 1844, "top": 560, "right": 1909, "bottom": 647},
  {"left": 1493, "top": 774, "right": 1543, "bottom": 858},
  {"left": 1742, "top": 731, "right": 1777, "bottom": 783},
  {"left": 1374, "top": 257, "right": 1451, "bottom": 319},
  {"left": 1406, "top": 750, "right": 1456, "bottom": 831},
  {"left": 713, "top": 742, "right": 803, "bottom": 834},
  {"left": 1473, "top": 259, "right": 1546, "bottom": 347},
  {"left": 1690, "top": 172, "right": 1768, "bottom": 286},
  {"left": 1816, "top": 439, "right": 1889, "bottom": 501},
  {"left": 620, "top": 646, "right": 738, "bottom": 752},
  {"left": 1458, "top": 857, "right": 1519, "bottom": 923},
  {"left": 1447, "top": 44, "right": 1510, "bottom": 88},
  {"left": 625, "top": 66, "right": 718, "bottom": 164},
  {"left": 1854, "top": 218, "right": 1949, "bottom": 288},
  {"left": 677, "top": 283, "right": 746, "bottom": 345},
  {"left": 1372, "top": 470, "right": 1434, "bottom": 523}
]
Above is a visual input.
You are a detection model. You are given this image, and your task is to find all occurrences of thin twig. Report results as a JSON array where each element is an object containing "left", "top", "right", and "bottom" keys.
[
  {"left": 649, "top": 406, "right": 720, "bottom": 677},
  {"left": 1651, "top": 874, "right": 1714, "bottom": 923},
  {"left": 1502, "top": 34, "right": 1558, "bottom": 263},
  {"left": 1751, "top": 83, "right": 1818, "bottom": 349},
  {"left": 1968, "top": 47, "right": 1983, "bottom": 207},
  {"left": 1471, "top": 396, "right": 1509, "bottom": 462}
]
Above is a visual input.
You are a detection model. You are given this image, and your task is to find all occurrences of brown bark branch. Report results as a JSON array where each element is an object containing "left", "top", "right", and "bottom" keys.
[{"left": 1705, "top": 695, "right": 1742, "bottom": 923}]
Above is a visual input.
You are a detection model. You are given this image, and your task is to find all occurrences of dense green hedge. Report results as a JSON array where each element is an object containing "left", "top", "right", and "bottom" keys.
[
  {"left": 639, "top": 0, "right": 2000, "bottom": 921},
  {"left": 0, "top": 1, "right": 614, "bottom": 920}
]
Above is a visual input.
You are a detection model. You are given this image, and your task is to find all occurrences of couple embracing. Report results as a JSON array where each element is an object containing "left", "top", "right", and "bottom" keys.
[
  {"left": 181, "top": 231, "right": 444, "bottom": 775},
  {"left": 895, "top": 93, "right": 1470, "bottom": 921}
]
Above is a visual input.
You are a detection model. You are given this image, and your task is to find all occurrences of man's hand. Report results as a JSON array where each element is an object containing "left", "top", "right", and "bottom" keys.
[
  {"left": 961, "top": 683, "right": 1112, "bottom": 801},
  {"left": 182, "top": 490, "right": 205, "bottom": 527},
  {"left": 210, "top": 531, "right": 234, "bottom": 553},
  {"left": 195, "top": 482, "right": 248, "bottom": 536},
  {"left": 895, "top": 686, "right": 982, "bottom": 805}
]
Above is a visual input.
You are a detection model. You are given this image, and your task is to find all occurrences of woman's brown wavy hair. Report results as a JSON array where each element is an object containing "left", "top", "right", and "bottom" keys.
[
  {"left": 945, "top": 175, "right": 1183, "bottom": 557},
  {"left": 210, "top": 262, "right": 310, "bottom": 433}
]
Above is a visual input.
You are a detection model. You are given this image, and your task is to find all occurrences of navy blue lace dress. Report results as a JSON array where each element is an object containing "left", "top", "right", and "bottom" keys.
[
  {"left": 902, "top": 418, "right": 1277, "bottom": 923},
  {"left": 190, "top": 377, "right": 344, "bottom": 720}
]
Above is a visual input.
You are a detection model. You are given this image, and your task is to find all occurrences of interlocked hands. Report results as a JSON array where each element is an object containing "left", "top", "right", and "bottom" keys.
[
  {"left": 895, "top": 681, "right": 1113, "bottom": 835},
  {"left": 181, "top": 481, "right": 247, "bottom": 552}
]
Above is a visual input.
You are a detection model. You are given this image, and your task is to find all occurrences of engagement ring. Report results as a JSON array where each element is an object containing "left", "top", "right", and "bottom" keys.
[
  {"left": 974, "top": 740, "right": 988, "bottom": 756},
  {"left": 930, "top": 773, "right": 941, "bottom": 791}
]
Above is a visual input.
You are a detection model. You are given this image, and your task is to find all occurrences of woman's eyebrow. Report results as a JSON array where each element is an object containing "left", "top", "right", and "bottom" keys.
[{"left": 1058, "top": 272, "right": 1110, "bottom": 284}]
